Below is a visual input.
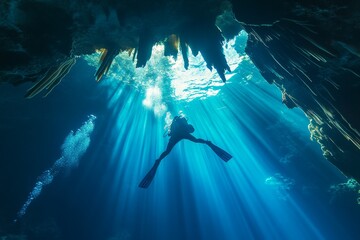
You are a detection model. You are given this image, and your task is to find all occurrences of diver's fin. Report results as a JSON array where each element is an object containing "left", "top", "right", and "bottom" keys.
[
  {"left": 139, "top": 160, "right": 161, "bottom": 188},
  {"left": 207, "top": 142, "right": 232, "bottom": 162}
]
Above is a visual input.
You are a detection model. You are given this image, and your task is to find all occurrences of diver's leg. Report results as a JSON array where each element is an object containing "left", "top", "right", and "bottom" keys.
[
  {"left": 185, "top": 134, "right": 210, "bottom": 144},
  {"left": 139, "top": 137, "right": 180, "bottom": 188},
  {"left": 157, "top": 137, "right": 180, "bottom": 161},
  {"left": 184, "top": 135, "right": 232, "bottom": 162},
  {"left": 186, "top": 135, "right": 232, "bottom": 162}
]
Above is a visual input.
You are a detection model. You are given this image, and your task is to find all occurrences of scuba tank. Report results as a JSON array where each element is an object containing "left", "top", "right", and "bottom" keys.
[{"left": 168, "top": 116, "right": 194, "bottom": 136}]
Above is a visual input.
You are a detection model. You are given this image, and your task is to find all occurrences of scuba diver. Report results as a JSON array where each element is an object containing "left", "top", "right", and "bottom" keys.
[{"left": 139, "top": 115, "right": 232, "bottom": 188}]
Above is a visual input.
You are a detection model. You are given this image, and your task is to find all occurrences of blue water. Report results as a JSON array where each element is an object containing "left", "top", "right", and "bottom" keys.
[{"left": 0, "top": 32, "right": 359, "bottom": 240}]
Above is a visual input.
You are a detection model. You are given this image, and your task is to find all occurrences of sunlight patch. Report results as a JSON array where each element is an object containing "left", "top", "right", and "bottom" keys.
[
  {"left": 84, "top": 32, "right": 248, "bottom": 98},
  {"left": 265, "top": 173, "right": 295, "bottom": 200},
  {"left": 84, "top": 31, "right": 249, "bottom": 114},
  {"left": 168, "top": 33, "right": 246, "bottom": 101},
  {"left": 142, "top": 86, "right": 167, "bottom": 116}
]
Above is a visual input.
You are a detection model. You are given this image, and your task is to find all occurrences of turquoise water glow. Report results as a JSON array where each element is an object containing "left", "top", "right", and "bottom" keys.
[
  {"left": 75, "top": 32, "right": 357, "bottom": 239},
  {"left": 2, "top": 32, "right": 359, "bottom": 240}
]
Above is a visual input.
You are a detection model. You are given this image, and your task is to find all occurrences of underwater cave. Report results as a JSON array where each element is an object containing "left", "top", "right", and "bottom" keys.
[{"left": 0, "top": 0, "right": 359, "bottom": 239}]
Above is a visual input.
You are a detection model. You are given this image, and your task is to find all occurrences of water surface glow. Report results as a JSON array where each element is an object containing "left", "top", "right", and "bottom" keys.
[{"left": 85, "top": 32, "right": 246, "bottom": 109}]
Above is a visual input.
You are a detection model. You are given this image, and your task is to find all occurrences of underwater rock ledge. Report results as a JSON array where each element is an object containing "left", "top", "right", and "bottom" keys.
[
  {"left": 0, "top": 0, "right": 359, "bottom": 182},
  {"left": 232, "top": 0, "right": 360, "bottom": 181}
]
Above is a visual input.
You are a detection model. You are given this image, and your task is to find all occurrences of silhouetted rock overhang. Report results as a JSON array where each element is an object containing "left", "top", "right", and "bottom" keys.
[{"left": 231, "top": 0, "right": 360, "bottom": 182}]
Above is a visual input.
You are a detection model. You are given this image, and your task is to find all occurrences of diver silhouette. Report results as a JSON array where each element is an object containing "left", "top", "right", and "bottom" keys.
[{"left": 139, "top": 115, "right": 232, "bottom": 188}]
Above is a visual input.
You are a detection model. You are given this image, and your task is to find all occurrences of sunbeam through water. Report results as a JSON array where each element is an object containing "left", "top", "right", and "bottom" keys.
[
  {"left": 73, "top": 31, "right": 359, "bottom": 240},
  {"left": 3, "top": 31, "right": 359, "bottom": 240}
]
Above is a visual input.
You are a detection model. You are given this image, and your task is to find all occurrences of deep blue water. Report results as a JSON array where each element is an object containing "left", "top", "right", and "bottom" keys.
[{"left": 0, "top": 33, "right": 359, "bottom": 240}]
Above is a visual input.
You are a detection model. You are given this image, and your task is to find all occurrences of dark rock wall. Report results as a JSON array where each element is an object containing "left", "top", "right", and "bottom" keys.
[
  {"left": 0, "top": 0, "right": 73, "bottom": 85},
  {"left": 231, "top": 0, "right": 360, "bottom": 180},
  {"left": 0, "top": 0, "right": 231, "bottom": 84}
]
